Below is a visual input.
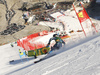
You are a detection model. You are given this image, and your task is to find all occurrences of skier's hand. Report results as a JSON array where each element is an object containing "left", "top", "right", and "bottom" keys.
[
  {"left": 47, "top": 44, "right": 50, "bottom": 47},
  {"left": 63, "top": 43, "right": 66, "bottom": 46}
]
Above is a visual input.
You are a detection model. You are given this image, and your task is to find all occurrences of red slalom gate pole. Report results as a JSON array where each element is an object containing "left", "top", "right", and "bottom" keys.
[
  {"left": 80, "top": 2, "right": 98, "bottom": 33},
  {"left": 72, "top": 4, "right": 86, "bottom": 37}
]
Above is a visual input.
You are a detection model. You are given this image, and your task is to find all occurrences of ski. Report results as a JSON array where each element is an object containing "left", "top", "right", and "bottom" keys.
[
  {"left": 34, "top": 59, "right": 43, "bottom": 63},
  {"left": 34, "top": 54, "right": 56, "bottom": 63}
]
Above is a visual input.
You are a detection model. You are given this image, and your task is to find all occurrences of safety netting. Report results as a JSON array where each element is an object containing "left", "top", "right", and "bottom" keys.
[{"left": 17, "top": 30, "right": 51, "bottom": 51}]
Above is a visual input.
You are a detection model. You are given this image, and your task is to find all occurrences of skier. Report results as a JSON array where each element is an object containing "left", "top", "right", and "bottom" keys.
[{"left": 47, "top": 34, "right": 65, "bottom": 53}]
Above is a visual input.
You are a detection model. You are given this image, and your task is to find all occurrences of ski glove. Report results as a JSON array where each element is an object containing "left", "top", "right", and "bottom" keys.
[{"left": 47, "top": 43, "right": 50, "bottom": 47}]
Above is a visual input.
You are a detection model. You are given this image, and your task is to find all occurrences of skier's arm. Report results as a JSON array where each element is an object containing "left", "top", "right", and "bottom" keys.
[
  {"left": 47, "top": 37, "right": 55, "bottom": 45},
  {"left": 60, "top": 39, "right": 65, "bottom": 45}
]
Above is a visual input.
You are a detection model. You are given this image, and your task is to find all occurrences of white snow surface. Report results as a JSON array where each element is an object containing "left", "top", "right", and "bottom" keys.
[
  {"left": 39, "top": 8, "right": 95, "bottom": 34},
  {"left": 1, "top": 31, "right": 100, "bottom": 75},
  {"left": 1, "top": 8, "right": 100, "bottom": 75}
]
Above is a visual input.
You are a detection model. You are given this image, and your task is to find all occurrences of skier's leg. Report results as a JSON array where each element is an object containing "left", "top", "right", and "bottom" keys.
[
  {"left": 48, "top": 44, "right": 57, "bottom": 54},
  {"left": 56, "top": 42, "right": 62, "bottom": 50},
  {"left": 34, "top": 55, "right": 37, "bottom": 59},
  {"left": 51, "top": 44, "right": 57, "bottom": 51}
]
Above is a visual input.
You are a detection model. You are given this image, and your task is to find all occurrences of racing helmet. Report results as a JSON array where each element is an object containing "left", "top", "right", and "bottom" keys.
[{"left": 53, "top": 34, "right": 58, "bottom": 37}]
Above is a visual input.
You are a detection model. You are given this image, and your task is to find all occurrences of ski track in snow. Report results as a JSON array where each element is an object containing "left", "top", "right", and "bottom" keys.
[
  {"left": 24, "top": 33, "right": 100, "bottom": 75},
  {"left": 3, "top": 34, "right": 100, "bottom": 75},
  {"left": 1, "top": 36, "right": 100, "bottom": 75},
  {"left": 42, "top": 63, "right": 69, "bottom": 75},
  {"left": 1, "top": 18, "right": 100, "bottom": 75}
]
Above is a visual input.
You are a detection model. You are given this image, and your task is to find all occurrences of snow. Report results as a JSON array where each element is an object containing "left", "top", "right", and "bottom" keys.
[
  {"left": 39, "top": 8, "right": 95, "bottom": 35},
  {"left": 50, "top": 12, "right": 64, "bottom": 19},
  {"left": 39, "top": 21, "right": 64, "bottom": 31},
  {"left": 1, "top": 32, "right": 100, "bottom": 75},
  {"left": 1, "top": 7, "right": 100, "bottom": 75}
]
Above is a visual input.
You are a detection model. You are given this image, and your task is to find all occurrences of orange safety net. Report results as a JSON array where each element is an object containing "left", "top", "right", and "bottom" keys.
[{"left": 17, "top": 30, "right": 48, "bottom": 51}]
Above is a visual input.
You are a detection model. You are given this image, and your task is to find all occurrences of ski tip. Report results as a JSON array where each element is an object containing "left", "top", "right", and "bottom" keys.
[
  {"left": 34, "top": 61, "right": 37, "bottom": 63},
  {"left": 34, "top": 59, "right": 42, "bottom": 63}
]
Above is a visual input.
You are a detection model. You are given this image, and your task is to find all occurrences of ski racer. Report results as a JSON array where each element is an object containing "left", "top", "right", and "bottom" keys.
[{"left": 47, "top": 34, "right": 65, "bottom": 53}]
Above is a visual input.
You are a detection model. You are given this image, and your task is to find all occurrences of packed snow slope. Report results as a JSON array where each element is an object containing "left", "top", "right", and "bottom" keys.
[{"left": 0, "top": 32, "right": 100, "bottom": 75}]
